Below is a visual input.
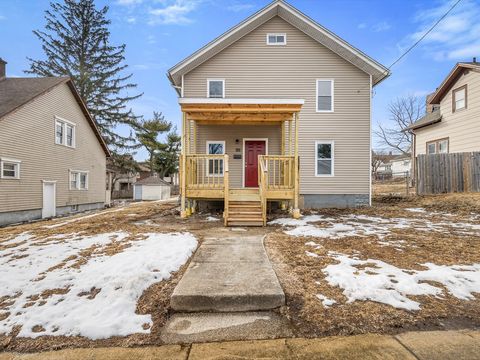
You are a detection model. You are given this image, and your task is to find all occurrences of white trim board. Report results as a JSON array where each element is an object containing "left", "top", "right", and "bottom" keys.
[
  {"left": 179, "top": 98, "right": 305, "bottom": 105},
  {"left": 242, "top": 138, "right": 269, "bottom": 188}
]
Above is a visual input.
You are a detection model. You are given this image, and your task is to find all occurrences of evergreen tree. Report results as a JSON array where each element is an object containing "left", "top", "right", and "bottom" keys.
[
  {"left": 154, "top": 129, "right": 181, "bottom": 181},
  {"left": 136, "top": 112, "right": 172, "bottom": 174},
  {"left": 27, "top": 0, "right": 142, "bottom": 149}
]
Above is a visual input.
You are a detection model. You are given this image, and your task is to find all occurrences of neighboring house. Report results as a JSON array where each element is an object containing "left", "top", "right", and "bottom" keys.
[
  {"left": 408, "top": 60, "right": 480, "bottom": 156},
  {"left": 375, "top": 154, "right": 411, "bottom": 180},
  {"left": 133, "top": 175, "right": 172, "bottom": 201},
  {"left": 168, "top": 0, "right": 389, "bottom": 225},
  {"left": 0, "top": 58, "right": 110, "bottom": 226}
]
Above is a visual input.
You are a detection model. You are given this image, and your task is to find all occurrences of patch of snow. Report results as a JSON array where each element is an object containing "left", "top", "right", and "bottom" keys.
[
  {"left": 205, "top": 216, "right": 220, "bottom": 222},
  {"left": 322, "top": 252, "right": 480, "bottom": 310},
  {"left": 305, "top": 251, "right": 320, "bottom": 258},
  {"left": 0, "top": 231, "right": 197, "bottom": 339},
  {"left": 0, "top": 232, "right": 34, "bottom": 245},
  {"left": 269, "top": 215, "right": 330, "bottom": 227},
  {"left": 316, "top": 294, "right": 336, "bottom": 307},
  {"left": 405, "top": 208, "right": 427, "bottom": 213}
]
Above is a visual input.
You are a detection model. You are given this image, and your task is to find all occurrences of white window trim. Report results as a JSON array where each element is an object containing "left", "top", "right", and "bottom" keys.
[
  {"left": 266, "top": 33, "right": 287, "bottom": 45},
  {"left": 207, "top": 79, "right": 225, "bottom": 99},
  {"left": 206, "top": 141, "right": 225, "bottom": 177},
  {"left": 316, "top": 79, "right": 334, "bottom": 113},
  {"left": 55, "top": 116, "right": 76, "bottom": 148},
  {"left": 0, "top": 157, "right": 21, "bottom": 179},
  {"left": 315, "top": 141, "right": 334, "bottom": 177},
  {"left": 69, "top": 169, "right": 89, "bottom": 190}
]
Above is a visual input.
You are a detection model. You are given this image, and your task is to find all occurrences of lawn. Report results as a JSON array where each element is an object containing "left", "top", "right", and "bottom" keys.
[
  {"left": 265, "top": 191, "right": 480, "bottom": 337},
  {"left": 0, "top": 200, "right": 225, "bottom": 352}
]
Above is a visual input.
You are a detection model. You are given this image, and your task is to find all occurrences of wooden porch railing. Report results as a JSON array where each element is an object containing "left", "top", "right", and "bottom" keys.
[
  {"left": 258, "top": 155, "right": 296, "bottom": 226},
  {"left": 185, "top": 154, "right": 228, "bottom": 189}
]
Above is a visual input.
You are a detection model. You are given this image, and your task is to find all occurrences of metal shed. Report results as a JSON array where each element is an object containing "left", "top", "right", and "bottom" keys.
[{"left": 133, "top": 176, "right": 172, "bottom": 201}]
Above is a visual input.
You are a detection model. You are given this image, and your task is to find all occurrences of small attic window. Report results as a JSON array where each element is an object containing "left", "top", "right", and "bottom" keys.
[{"left": 267, "top": 33, "right": 286, "bottom": 45}]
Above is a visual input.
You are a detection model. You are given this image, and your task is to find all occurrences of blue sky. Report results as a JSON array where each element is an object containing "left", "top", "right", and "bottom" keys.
[{"left": 1, "top": 0, "right": 479, "bottom": 160}]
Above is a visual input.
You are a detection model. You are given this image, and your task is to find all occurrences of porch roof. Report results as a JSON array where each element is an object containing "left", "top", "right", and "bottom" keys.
[{"left": 179, "top": 98, "right": 303, "bottom": 125}]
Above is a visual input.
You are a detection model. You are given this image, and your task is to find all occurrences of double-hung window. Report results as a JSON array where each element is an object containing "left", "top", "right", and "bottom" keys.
[
  {"left": 207, "top": 79, "right": 225, "bottom": 98},
  {"left": 0, "top": 158, "right": 21, "bottom": 179},
  {"left": 452, "top": 85, "right": 467, "bottom": 112},
  {"left": 70, "top": 170, "right": 88, "bottom": 190},
  {"left": 426, "top": 138, "right": 449, "bottom": 154},
  {"left": 206, "top": 141, "right": 225, "bottom": 176},
  {"left": 315, "top": 141, "right": 334, "bottom": 176},
  {"left": 316, "top": 80, "right": 334, "bottom": 112},
  {"left": 266, "top": 33, "right": 286, "bottom": 45},
  {"left": 55, "top": 117, "right": 76, "bottom": 148}
]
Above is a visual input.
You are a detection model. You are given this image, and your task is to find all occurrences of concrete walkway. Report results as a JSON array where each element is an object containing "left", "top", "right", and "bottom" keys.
[
  {"left": 162, "top": 234, "right": 291, "bottom": 344},
  {"left": 1, "top": 330, "right": 479, "bottom": 359},
  {"left": 170, "top": 235, "right": 285, "bottom": 312}
]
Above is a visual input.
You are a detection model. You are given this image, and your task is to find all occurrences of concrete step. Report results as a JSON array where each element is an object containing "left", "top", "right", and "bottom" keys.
[
  {"left": 160, "top": 311, "right": 293, "bottom": 344},
  {"left": 171, "top": 236, "right": 285, "bottom": 312}
]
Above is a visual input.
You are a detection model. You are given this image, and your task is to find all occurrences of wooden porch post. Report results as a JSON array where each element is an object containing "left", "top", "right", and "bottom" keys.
[
  {"left": 293, "top": 111, "right": 301, "bottom": 219},
  {"left": 180, "top": 112, "right": 187, "bottom": 218}
]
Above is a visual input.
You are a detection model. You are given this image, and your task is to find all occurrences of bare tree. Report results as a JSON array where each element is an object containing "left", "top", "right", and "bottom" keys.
[
  {"left": 371, "top": 150, "right": 392, "bottom": 176},
  {"left": 375, "top": 95, "right": 425, "bottom": 155}
]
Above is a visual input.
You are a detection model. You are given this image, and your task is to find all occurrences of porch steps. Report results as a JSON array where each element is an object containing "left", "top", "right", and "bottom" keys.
[{"left": 226, "top": 189, "right": 264, "bottom": 226}]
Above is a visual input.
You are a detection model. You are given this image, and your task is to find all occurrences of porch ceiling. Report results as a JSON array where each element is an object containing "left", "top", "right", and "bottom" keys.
[{"left": 179, "top": 98, "right": 303, "bottom": 125}]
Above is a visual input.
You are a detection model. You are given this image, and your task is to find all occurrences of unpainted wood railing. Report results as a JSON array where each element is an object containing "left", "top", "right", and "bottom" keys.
[
  {"left": 259, "top": 155, "right": 295, "bottom": 190},
  {"left": 258, "top": 157, "right": 268, "bottom": 226},
  {"left": 185, "top": 154, "right": 228, "bottom": 190}
]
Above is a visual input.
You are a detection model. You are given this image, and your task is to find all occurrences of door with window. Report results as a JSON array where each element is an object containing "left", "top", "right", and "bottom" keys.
[
  {"left": 244, "top": 140, "right": 266, "bottom": 187},
  {"left": 42, "top": 181, "right": 56, "bottom": 218}
]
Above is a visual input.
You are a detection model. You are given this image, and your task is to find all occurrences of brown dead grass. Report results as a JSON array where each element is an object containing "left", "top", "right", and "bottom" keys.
[
  {"left": 0, "top": 200, "right": 227, "bottom": 353},
  {"left": 266, "top": 192, "right": 480, "bottom": 337}
]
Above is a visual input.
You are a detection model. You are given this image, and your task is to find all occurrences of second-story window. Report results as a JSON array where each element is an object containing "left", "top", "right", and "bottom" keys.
[
  {"left": 55, "top": 117, "right": 76, "bottom": 148},
  {"left": 207, "top": 79, "right": 225, "bottom": 98},
  {"left": 316, "top": 80, "right": 334, "bottom": 112},
  {"left": 452, "top": 85, "right": 467, "bottom": 112}
]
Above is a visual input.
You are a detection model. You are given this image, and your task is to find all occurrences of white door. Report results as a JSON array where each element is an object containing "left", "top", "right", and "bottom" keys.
[{"left": 42, "top": 181, "right": 56, "bottom": 218}]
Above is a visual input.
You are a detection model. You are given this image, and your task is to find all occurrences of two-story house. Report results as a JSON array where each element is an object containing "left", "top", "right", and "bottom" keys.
[
  {"left": 408, "top": 60, "right": 480, "bottom": 155},
  {"left": 0, "top": 58, "right": 110, "bottom": 226},
  {"left": 168, "top": 0, "right": 390, "bottom": 226}
]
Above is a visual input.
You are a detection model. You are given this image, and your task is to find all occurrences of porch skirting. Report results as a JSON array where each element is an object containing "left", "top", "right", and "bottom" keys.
[{"left": 300, "top": 194, "right": 370, "bottom": 209}]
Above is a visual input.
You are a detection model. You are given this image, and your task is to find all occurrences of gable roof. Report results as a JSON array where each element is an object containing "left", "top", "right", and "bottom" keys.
[
  {"left": 428, "top": 62, "right": 480, "bottom": 104},
  {"left": 167, "top": 0, "right": 389, "bottom": 90},
  {"left": 136, "top": 176, "right": 171, "bottom": 186},
  {"left": 0, "top": 76, "right": 110, "bottom": 156}
]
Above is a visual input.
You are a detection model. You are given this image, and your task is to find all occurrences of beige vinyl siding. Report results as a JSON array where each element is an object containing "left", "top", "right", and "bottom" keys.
[
  {"left": 415, "top": 70, "right": 480, "bottom": 155},
  {"left": 196, "top": 124, "right": 281, "bottom": 188},
  {"left": 0, "top": 83, "right": 106, "bottom": 213},
  {"left": 184, "top": 16, "right": 371, "bottom": 195}
]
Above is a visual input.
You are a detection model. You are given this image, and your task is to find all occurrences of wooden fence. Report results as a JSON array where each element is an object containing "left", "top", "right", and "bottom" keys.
[{"left": 416, "top": 152, "right": 480, "bottom": 194}]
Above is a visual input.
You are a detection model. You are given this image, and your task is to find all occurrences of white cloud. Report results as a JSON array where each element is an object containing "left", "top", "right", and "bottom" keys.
[
  {"left": 126, "top": 16, "right": 137, "bottom": 23},
  {"left": 0, "top": 15, "right": 6, "bottom": 20},
  {"left": 357, "top": 23, "right": 367, "bottom": 29},
  {"left": 406, "top": 0, "right": 480, "bottom": 61},
  {"left": 227, "top": 3, "right": 255, "bottom": 12},
  {"left": 372, "top": 21, "right": 391, "bottom": 32},
  {"left": 148, "top": 0, "right": 200, "bottom": 25},
  {"left": 117, "top": 0, "right": 143, "bottom": 5}
]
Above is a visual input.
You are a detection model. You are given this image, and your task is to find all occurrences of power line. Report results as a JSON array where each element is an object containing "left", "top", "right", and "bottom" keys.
[
  {"left": 387, "top": 0, "right": 462, "bottom": 71},
  {"left": 370, "top": 0, "right": 463, "bottom": 90}
]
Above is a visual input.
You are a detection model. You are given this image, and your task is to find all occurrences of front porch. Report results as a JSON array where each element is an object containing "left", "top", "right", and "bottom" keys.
[{"left": 179, "top": 98, "right": 303, "bottom": 226}]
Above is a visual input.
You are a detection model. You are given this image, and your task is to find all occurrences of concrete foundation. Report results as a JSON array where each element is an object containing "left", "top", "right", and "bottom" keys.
[
  {"left": 0, "top": 202, "right": 104, "bottom": 227},
  {"left": 301, "top": 194, "right": 370, "bottom": 209}
]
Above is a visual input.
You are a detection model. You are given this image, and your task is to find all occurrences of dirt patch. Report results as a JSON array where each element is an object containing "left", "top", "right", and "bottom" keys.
[{"left": 266, "top": 192, "right": 480, "bottom": 338}]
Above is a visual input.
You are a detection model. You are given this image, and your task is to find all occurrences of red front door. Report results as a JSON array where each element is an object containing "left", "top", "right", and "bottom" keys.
[{"left": 244, "top": 140, "right": 266, "bottom": 187}]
